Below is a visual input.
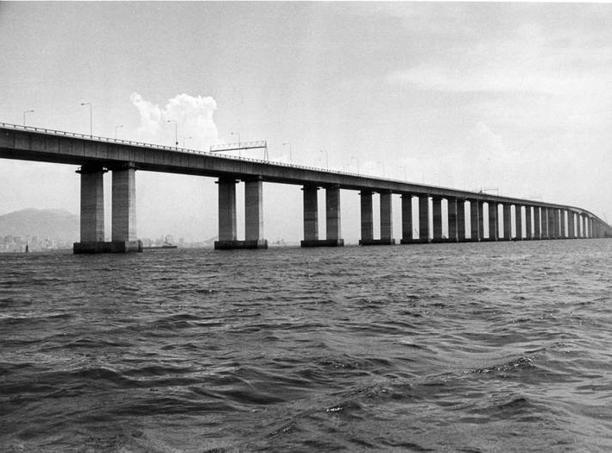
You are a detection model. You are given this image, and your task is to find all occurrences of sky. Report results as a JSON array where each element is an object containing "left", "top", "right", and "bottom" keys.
[{"left": 1, "top": 2, "right": 611, "bottom": 243}]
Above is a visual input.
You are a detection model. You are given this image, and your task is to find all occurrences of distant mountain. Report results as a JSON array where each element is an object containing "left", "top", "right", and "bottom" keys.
[{"left": 0, "top": 208, "right": 79, "bottom": 242}]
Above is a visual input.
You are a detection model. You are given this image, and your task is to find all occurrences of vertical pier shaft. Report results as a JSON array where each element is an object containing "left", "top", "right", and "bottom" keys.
[
  {"left": 400, "top": 194, "right": 414, "bottom": 243},
  {"left": 448, "top": 197, "right": 459, "bottom": 242},
  {"left": 419, "top": 195, "right": 430, "bottom": 243},
  {"left": 503, "top": 204, "right": 512, "bottom": 240},
  {"left": 432, "top": 196, "right": 443, "bottom": 242},
  {"left": 488, "top": 202, "right": 498, "bottom": 241},
  {"left": 515, "top": 205, "right": 523, "bottom": 240},
  {"left": 469, "top": 199, "right": 481, "bottom": 241},
  {"left": 359, "top": 191, "right": 373, "bottom": 244}
]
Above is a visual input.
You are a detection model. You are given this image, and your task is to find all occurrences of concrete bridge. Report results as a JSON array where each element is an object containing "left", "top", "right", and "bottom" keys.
[{"left": 1, "top": 122, "right": 610, "bottom": 253}]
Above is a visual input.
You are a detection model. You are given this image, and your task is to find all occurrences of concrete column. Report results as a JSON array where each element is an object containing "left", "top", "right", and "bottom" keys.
[
  {"left": 469, "top": 200, "right": 480, "bottom": 241},
  {"left": 400, "top": 194, "right": 414, "bottom": 243},
  {"left": 216, "top": 177, "right": 237, "bottom": 246},
  {"left": 478, "top": 201, "right": 485, "bottom": 241},
  {"left": 448, "top": 197, "right": 459, "bottom": 242},
  {"left": 488, "top": 202, "right": 498, "bottom": 241},
  {"left": 303, "top": 185, "right": 319, "bottom": 241},
  {"left": 111, "top": 165, "right": 140, "bottom": 253},
  {"left": 568, "top": 212, "right": 575, "bottom": 239},
  {"left": 525, "top": 206, "right": 532, "bottom": 240},
  {"left": 73, "top": 165, "right": 108, "bottom": 254},
  {"left": 588, "top": 217, "right": 593, "bottom": 238},
  {"left": 547, "top": 208, "right": 555, "bottom": 239},
  {"left": 379, "top": 191, "right": 394, "bottom": 244},
  {"left": 419, "top": 195, "right": 430, "bottom": 243},
  {"left": 244, "top": 178, "right": 267, "bottom": 248},
  {"left": 360, "top": 191, "right": 373, "bottom": 244},
  {"left": 79, "top": 165, "right": 105, "bottom": 243},
  {"left": 515, "top": 205, "right": 523, "bottom": 240},
  {"left": 325, "top": 185, "right": 343, "bottom": 245},
  {"left": 432, "top": 196, "right": 443, "bottom": 242},
  {"left": 534, "top": 207, "right": 541, "bottom": 240},
  {"left": 457, "top": 199, "right": 466, "bottom": 241},
  {"left": 503, "top": 204, "right": 512, "bottom": 240}
]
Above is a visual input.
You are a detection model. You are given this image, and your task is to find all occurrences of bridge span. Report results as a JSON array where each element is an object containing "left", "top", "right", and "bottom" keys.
[{"left": 1, "top": 123, "right": 609, "bottom": 253}]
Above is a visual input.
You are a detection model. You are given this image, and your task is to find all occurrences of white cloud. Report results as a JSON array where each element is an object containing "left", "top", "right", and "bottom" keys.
[{"left": 130, "top": 92, "right": 220, "bottom": 149}]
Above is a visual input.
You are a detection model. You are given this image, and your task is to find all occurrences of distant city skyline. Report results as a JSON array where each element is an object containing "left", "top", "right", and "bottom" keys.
[{"left": 1, "top": 2, "right": 611, "bottom": 242}]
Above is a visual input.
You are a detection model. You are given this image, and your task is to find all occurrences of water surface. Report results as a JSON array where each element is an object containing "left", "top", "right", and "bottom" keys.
[{"left": 1, "top": 240, "right": 611, "bottom": 451}]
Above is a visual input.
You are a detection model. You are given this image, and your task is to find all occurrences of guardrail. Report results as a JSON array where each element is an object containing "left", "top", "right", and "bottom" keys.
[{"left": 0, "top": 121, "right": 376, "bottom": 179}]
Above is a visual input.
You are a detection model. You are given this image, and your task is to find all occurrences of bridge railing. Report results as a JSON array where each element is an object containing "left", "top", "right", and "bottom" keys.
[{"left": 0, "top": 121, "right": 376, "bottom": 180}]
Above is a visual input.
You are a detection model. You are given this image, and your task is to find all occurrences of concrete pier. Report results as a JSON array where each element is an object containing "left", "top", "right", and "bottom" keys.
[
  {"left": 525, "top": 206, "right": 532, "bottom": 240},
  {"left": 379, "top": 191, "right": 395, "bottom": 245},
  {"left": 110, "top": 165, "right": 141, "bottom": 252},
  {"left": 324, "top": 185, "right": 344, "bottom": 246},
  {"left": 534, "top": 207, "right": 541, "bottom": 240},
  {"left": 432, "top": 196, "right": 443, "bottom": 242},
  {"left": 469, "top": 200, "right": 481, "bottom": 241},
  {"left": 73, "top": 165, "right": 107, "bottom": 253},
  {"left": 568, "top": 212, "right": 575, "bottom": 238},
  {"left": 448, "top": 197, "right": 459, "bottom": 242},
  {"left": 214, "top": 178, "right": 238, "bottom": 249},
  {"left": 400, "top": 194, "right": 415, "bottom": 243},
  {"left": 547, "top": 208, "right": 555, "bottom": 239},
  {"left": 419, "top": 195, "right": 430, "bottom": 243},
  {"left": 300, "top": 185, "right": 320, "bottom": 247},
  {"left": 487, "top": 202, "right": 498, "bottom": 241},
  {"left": 515, "top": 205, "right": 523, "bottom": 240},
  {"left": 358, "top": 190, "right": 374, "bottom": 245},
  {"left": 503, "top": 204, "right": 512, "bottom": 240},
  {"left": 457, "top": 199, "right": 466, "bottom": 241}
]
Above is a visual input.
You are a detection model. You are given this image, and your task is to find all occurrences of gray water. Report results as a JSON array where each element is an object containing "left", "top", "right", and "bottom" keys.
[{"left": 1, "top": 239, "right": 611, "bottom": 452}]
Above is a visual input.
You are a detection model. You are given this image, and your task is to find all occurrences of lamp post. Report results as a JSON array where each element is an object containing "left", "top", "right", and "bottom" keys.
[
  {"left": 23, "top": 109, "right": 34, "bottom": 126},
  {"left": 320, "top": 149, "right": 328, "bottom": 169},
  {"left": 282, "top": 142, "right": 292, "bottom": 163},
  {"left": 167, "top": 119, "right": 178, "bottom": 148},
  {"left": 230, "top": 131, "right": 241, "bottom": 156},
  {"left": 80, "top": 102, "right": 92, "bottom": 137},
  {"left": 350, "top": 156, "right": 360, "bottom": 175},
  {"left": 114, "top": 124, "right": 123, "bottom": 139}
]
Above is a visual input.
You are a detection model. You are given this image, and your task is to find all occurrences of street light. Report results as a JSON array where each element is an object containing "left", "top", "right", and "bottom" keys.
[
  {"left": 282, "top": 142, "right": 292, "bottom": 163},
  {"left": 23, "top": 109, "right": 34, "bottom": 126},
  {"left": 350, "top": 155, "right": 360, "bottom": 175},
  {"left": 320, "top": 149, "right": 328, "bottom": 169},
  {"left": 230, "top": 131, "right": 241, "bottom": 156},
  {"left": 80, "top": 102, "right": 92, "bottom": 137},
  {"left": 167, "top": 119, "right": 178, "bottom": 147},
  {"left": 114, "top": 124, "right": 123, "bottom": 139}
]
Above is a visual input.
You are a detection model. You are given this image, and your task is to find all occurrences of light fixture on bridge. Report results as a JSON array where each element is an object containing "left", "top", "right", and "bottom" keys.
[
  {"left": 80, "top": 102, "right": 92, "bottom": 137},
  {"left": 23, "top": 109, "right": 34, "bottom": 126}
]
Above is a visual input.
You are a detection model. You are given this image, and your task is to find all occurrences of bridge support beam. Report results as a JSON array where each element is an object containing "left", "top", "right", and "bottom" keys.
[
  {"left": 432, "top": 196, "right": 443, "bottom": 242},
  {"left": 502, "top": 204, "right": 512, "bottom": 240},
  {"left": 400, "top": 194, "right": 415, "bottom": 243},
  {"left": 525, "top": 206, "right": 532, "bottom": 240},
  {"left": 73, "top": 164, "right": 108, "bottom": 254},
  {"left": 448, "top": 197, "right": 459, "bottom": 242},
  {"left": 457, "top": 199, "right": 466, "bottom": 241},
  {"left": 486, "top": 202, "right": 498, "bottom": 241},
  {"left": 324, "top": 185, "right": 344, "bottom": 246},
  {"left": 515, "top": 205, "right": 523, "bottom": 240},
  {"left": 534, "top": 207, "right": 541, "bottom": 240},
  {"left": 419, "top": 195, "right": 430, "bottom": 243},
  {"left": 361, "top": 191, "right": 394, "bottom": 245},
  {"left": 469, "top": 199, "right": 481, "bottom": 241}
]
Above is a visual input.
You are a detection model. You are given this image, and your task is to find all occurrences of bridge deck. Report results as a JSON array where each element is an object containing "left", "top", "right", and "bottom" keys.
[{"left": 0, "top": 122, "right": 604, "bottom": 221}]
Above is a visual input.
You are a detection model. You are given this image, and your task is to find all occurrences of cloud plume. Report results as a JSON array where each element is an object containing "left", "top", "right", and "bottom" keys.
[{"left": 130, "top": 92, "right": 220, "bottom": 149}]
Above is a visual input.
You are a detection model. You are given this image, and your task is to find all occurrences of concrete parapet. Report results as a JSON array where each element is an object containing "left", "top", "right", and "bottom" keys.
[{"left": 215, "top": 239, "right": 268, "bottom": 250}]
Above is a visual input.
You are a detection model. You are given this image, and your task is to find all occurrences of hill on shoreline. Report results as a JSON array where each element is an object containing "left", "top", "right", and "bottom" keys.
[{"left": 0, "top": 208, "right": 79, "bottom": 242}]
